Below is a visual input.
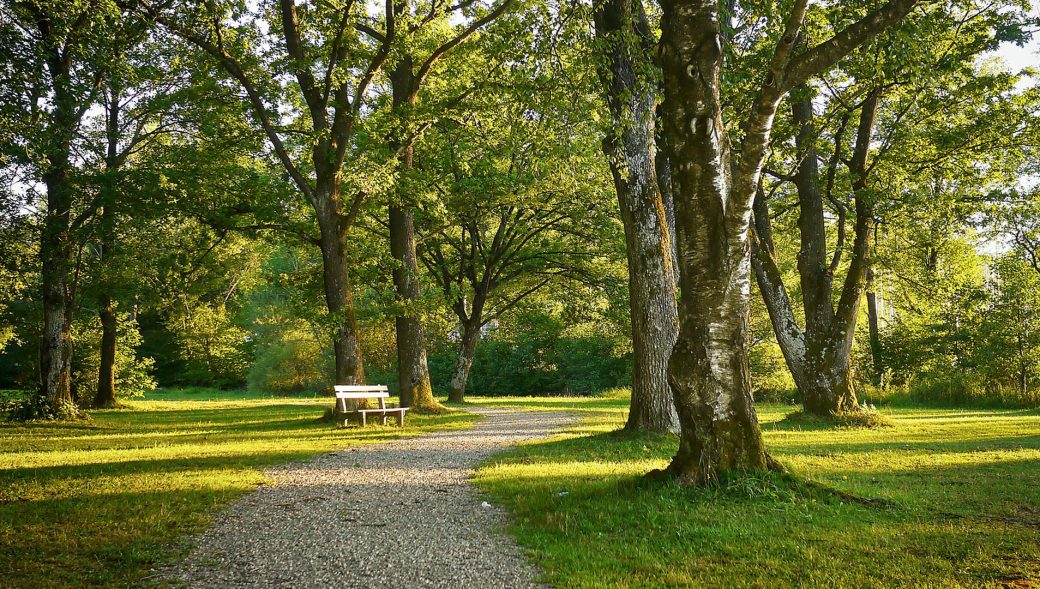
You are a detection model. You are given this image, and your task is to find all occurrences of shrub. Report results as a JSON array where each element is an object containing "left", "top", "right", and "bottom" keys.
[
  {"left": 6, "top": 392, "right": 84, "bottom": 422},
  {"left": 247, "top": 332, "right": 332, "bottom": 394},
  {"left": 73, "top": 312, "right": 157, "bottom": 402}
]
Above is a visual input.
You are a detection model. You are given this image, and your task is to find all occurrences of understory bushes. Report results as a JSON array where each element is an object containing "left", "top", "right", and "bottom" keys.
[{"left": 426, "top": 336, "right": 630, "bottom": 397}]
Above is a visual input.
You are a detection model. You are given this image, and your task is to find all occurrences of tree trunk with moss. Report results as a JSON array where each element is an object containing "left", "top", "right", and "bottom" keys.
[
  {"left": 594, "top": 0, "right": 679, "bottom": 434},
  {"left": 38, "top": 20, "right": 82, "bottom": 413}
]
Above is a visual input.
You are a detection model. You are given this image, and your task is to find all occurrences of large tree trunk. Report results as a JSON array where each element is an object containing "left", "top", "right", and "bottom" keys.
[
  {"left": 656, "top": 1, "right": 771, "bottom": 484},
  {"left": 39, "top": 49, "right": 78, "bottom": 413},
  {"left": 389, "top": 202, "right": 439, "bottom": 410},
  {"left": 389, "top": 58, "right": 441, "bottom": 412},
  {"left": 656, "top": 0, "right": 916, "bottom": 482},
  {"left": 316, "top": 196, "right": 365, "bottom": 389},
  {"left": 594, "top": 0, "right": 680, "bottom": 434},
  {"left": 39, "top": 198, "right": 74, "bottom": 411}
]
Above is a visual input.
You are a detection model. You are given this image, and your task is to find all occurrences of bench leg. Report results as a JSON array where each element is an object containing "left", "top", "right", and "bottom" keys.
[
  {"left": 381, "top": 414, "right": 388, "bottom": 426},
  {"left": 360, "top": 412, "right": 366, "bottom": 427},
  {"left": 398, "top": 412, "right": 405, "bottom": 427}
]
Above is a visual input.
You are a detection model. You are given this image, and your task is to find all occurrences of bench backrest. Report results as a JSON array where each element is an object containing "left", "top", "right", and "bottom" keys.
[{"left": 334, "top": 384, "right": 389, "bottom": 399}]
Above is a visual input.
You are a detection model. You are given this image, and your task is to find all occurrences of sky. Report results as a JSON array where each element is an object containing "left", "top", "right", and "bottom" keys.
[{"left": 991, "top": 5, "right": 1040, "bottom": 76}]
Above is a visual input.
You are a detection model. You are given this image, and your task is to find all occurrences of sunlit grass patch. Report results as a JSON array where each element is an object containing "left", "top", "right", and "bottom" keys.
[
  {"left": 474, "top": 396, "right": 1040, "bottom": 588},
  {"left": 0, "top": 389, "right": 478, "bottom": 589}
]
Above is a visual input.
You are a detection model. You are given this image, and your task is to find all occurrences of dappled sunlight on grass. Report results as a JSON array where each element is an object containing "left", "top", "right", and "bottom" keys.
[
  {"left": 0, "top": 392, "right": 478, "bottom": 589},
  {"left": 474, "top": 397, "right": 1040, "bottom": 588}
]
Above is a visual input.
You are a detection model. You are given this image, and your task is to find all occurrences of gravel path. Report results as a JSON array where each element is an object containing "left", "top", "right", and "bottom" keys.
[{"left": 161, "top": 406, "right": 574, "bottom": 589}]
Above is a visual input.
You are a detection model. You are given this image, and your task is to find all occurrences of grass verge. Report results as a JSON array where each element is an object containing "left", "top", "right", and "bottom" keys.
[
  {"left": 0, "top": 388, "right": 478, "bottom": 589},
  {"left": 472, "top": 392, "right": 1040, "bottom": 588}
]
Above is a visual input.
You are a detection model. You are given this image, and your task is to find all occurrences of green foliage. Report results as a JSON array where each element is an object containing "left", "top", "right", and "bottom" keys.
[
  {"left": 247, "top": 330, "right": 331, "bottom": 394},
  {"left": 5, "top": 391, "right": 83, "bottom": 422},
  {"left": 428, "top": 335, "right": 630, "bottom": 397},
  {"left": 72, "top": 312, "right": 156, "bottom": 401},
  {"left": 749, "top": 340, "right": 797, "bottom": 403},
  {"left": 165, "top": 302, "right": 252, "bottom": 388},
  {"left": 867, "top": 248, "right": 1040, "bottom": 408}
]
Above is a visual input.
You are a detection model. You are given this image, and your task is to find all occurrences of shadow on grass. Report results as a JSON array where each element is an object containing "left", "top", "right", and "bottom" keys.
[
  {"left": 466, "top": 395, "right": 630, "bottom": 411},
  {"left": 769, "top": 432, "right": 1040, "bottom": 456},
  {"left": 475, "top": 411, "right": 1040, "bottom": 588}
]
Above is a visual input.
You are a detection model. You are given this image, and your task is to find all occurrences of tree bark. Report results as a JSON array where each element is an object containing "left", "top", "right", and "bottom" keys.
[
  {"left": 316, "top": 196, "right": 365, "bottom": 388},
  {"left": 448, "top": 317, "right": 482, "bottom": 403},
  {"left": 594, "top": 0, "right": 680, "bottom": 434},
  {"left": 95, "top": 293, "right": 118, "bottom": 407},
  {"left": 389, "top": 57, "right": 441, "bottom": 412},
  {"left": 654, "top": 0, "right": 915, "bottom": 482},
  {"left": 389, "top": 203, "right": 438, "bottom": 410},
  {"left": 39, "top": 178, "right": 75, "bottom": 411},
  {"left": 656, "top": 1, "right": 772, "bottom": 484},
  {"left": 38, "top": 30, "right": 80, "bottom": 413},
  {"left": 866, "top": 266, "right": 883, "bottom": 383}
]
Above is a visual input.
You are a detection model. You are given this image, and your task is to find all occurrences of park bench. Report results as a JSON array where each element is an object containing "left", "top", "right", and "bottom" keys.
[{"left": 334, "top": 385, "right": 408, "bottom": 427}]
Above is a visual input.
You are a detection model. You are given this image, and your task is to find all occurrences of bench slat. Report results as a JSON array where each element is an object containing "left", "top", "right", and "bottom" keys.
[
  {"left": 333, "top": 385, "right": 389, "bottom": 392},
  {"left": 355, "top": 408, "right": 408, "bottom": 413},
  {"left": 335, "top": 391, "right": 390, "bottom": 399}
]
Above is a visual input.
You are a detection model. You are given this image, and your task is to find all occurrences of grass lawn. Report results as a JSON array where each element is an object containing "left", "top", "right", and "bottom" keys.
[
  {"left": 4, "top": 388, "right": 1038, "bottom": 588},
  {"left": 0, "top": 388, "right": 478, "bottom": 589},
  {"left": 471, "top": 392, "right": 1040, "bottom": 588}
]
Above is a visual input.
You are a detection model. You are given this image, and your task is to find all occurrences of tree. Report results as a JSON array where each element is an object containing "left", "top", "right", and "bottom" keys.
[
  {"left": 978, "top": 255, "right": 1040, "bottom": 398},
  {"left": 751, "top": 1, "right": 1037, "bottom": 414},
  {"left": 380, "top": 0, "right": 515, "bottom": 410},
  {"left": 413, "top": 32, "right": 614, "bottom": 402},
  {"left": 656, "top": 0, "right": 918, "bottom": 484},
  {"left": 86, "top": 16, "right": 182, "bottom": 407},
  {"left": 593, "top": 0, "right": 680, "bottom": 433},
  {"left": 751, "top": 87, "right": 879, "bottom": 415},
  {"left": 148, "top": 0, "right": 401, "bottom": 390}
]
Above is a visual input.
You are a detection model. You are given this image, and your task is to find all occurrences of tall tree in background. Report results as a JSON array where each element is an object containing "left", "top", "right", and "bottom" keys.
[
  {"left": 656, "top": 0, "right": 918, "bottom": 484},
  {"left": 751, "top": 87, "right": 879, "bottom": 415},
  {"left": 593, "top": 0, "right": 679, "bottom": 432},
  {"left": 90, "top": 18, "right": 179, "bottom": 407},
  {"left": 381, "top": 0, "right": 514, "bottom": 410},
  {"left": 751, "top": 1, "right": 1035, "bottom": 415},
  {"left": 416, "top": 91, "right": 611, "bottom": 402}
]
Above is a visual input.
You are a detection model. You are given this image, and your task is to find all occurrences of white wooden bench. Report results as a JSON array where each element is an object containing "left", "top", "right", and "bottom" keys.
[{"left": 334, "top": 385, "right": 408, "bottom": 427}]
